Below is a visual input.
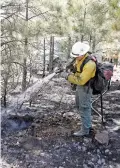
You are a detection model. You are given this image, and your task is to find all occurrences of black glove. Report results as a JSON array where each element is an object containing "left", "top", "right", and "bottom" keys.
[{"left": 54, "top": 67, "right": 64, "bottom": 74}]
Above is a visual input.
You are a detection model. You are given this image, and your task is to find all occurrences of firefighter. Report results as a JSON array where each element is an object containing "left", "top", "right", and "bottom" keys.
[{"left": 61, "top": 42, "right": 96, "bottom": 136}]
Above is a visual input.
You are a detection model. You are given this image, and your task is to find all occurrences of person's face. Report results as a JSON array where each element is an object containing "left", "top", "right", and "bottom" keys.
[{"left": 76, "top": 55, "right": 84, "bottom": 61}]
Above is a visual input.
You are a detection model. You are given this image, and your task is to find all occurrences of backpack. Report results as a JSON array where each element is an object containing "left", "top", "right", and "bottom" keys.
[{"left": 80, "top": 56, "right": 113, "bottom": 95}]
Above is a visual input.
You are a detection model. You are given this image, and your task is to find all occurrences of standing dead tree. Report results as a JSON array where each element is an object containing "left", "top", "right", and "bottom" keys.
[
  {"left": 22, "top": 0, "right": 29, "bottom": 91},
  {"left": 42, "top": 38, "right": 46, "bottom": 78},
  {"left": 48, "top": 36, "right": 54, "bottom": 73}
]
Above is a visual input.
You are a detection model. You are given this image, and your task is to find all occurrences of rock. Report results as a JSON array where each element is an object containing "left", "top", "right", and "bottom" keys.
[
  {"left": 25, "top": 154, "right": 30, "bottom": 159},
  {"left": 78, "top": 146, "right": 82, "bottom": 150},
  {"left": 84, "top": 138, "right": 91, "bottom": 144},
  {"left": 98, "top": 159, "right": 102, "bottom": 165},
  {"left": 77, "top": 122, "right": 81, "bottom": 125},
  {"left": 88, "top": 161, "right": 94, "bottom": 167},
  {"left": 109, "top": 151, "right": 112, "bottom": 155},
  {"left": 97, "top": 149, "right": 100, "bottom": 153},
  {"left": 95, "top": 131, "right": 109, "bottom": 145},
  {"left": 101, "top": 158, "right": 105, "bottom": 164},
  {"left": 16, "top": 141, "right": 20, "bottom": 145},
  {"left": 82, "top": 146, "right": 86, "bottom": 152},
  {"left": 4, "top": 145, "right": 7, "bottom": 151},
  {"left": 109, "top": 165, "right": 113, "bottom": 168},
  {"left": 91, "top": 156, "right": 98, "bottom": 162},
  {"left": 40, "top": 152, "right": 45, "bottom": 156},
  {"left": 4, "top": 141, "right": 7, "bottom": 145},
  {"left": 83, "top": 164, "right": 88, "bottom": 168},
  {"left": 87, "top": 152, "right": 91, "bottom": 155},
  {"left": 112, "top": 158, "right": 116, "bottom": 161},
  {"left": 63, "top": 112, "right": 74, "bottom": 118},
  {"left": 105, "top": 149, "right": 109, "bottom": 153}
]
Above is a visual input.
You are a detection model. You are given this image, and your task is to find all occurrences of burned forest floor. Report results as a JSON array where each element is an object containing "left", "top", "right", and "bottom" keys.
[{"left": 1, "top": 66, "right": 120, "bottom": 168}]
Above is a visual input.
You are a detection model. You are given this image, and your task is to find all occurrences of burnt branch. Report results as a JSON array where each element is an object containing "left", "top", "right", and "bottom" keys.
[
  {"left": 1, "top": 40, "right": 23, "bottom": 47},
  {"left": 28, "top": 10, "right": 49, "bottom": 20}
]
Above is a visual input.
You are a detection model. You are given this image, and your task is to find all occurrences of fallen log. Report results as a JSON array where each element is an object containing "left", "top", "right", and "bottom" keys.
[{"left": 9, "top": 72, "right": 57, "bottom": 111}]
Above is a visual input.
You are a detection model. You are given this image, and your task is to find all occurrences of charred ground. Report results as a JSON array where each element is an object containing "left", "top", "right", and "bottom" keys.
[{"left": 1, "top": 77, "right": 120, "bottom": 168}]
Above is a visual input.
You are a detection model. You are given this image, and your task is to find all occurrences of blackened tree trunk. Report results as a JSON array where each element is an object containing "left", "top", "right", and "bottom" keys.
[
  {"left": 49, "top": 36, "right": 54, "bottom": 73},
  {"left": 22, "top": 0, "right": 29, "bottom": 91},
  {"left": 92, "top": 35, "right": 96, "bottom": 52},
  {"left": 81, "top": 34, "right": 84, "bottom": 42},
  {"left": 22, "top": 56, "right": 27, "bottom": 91},
  {"left": 89, "top": 34, "right": 92, "bottom": 53},
  {"left": 67, "top": 35, "right": 71, "bottom": 60},
  {"left": 2, "top": 61, "right": 11, "bottom": 108},
  {"left": 3, "top": 78, "right": 8, "bottom": 108},
  {"left": 81, "top": 6, "right": 87, "bottom": 42},
  {"left": 52, "top": 36, "right": 54, "bottom": 59},
  {"left": 42, "top": 38, "right": 46, "bottom": 77}
]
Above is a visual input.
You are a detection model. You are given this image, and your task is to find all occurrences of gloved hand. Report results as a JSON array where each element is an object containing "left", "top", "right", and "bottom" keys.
[
  {"left": 61, "top": 71, "right": 70, "bottom": 79},
  {"left": 54, "top": 67, "right": 64, "bottom": 74}
]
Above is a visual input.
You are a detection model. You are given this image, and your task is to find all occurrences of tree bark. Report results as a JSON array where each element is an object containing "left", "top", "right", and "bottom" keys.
[
  {"left": 49, "top": 36, "right": 54, "bottom": 73},
  {"left": 22, "top": 57, "right": 27, "bottom": 91},
  {"left": 81, "top": 7, "right": 86, "bottom": 42},
  {"left": 67, "top": 35, "right": 71, "bottom": 60},
  {"left": 89, "top": 34, "right": 92, "bottom": 49},
  {"left": 3, "top": 79, "right": 8, "bottom": 108},
  {"left": 81, "top": 34, "right": 84, "bottom": 42},
  {"left": 52, "top": 36, "right": 54, "bottom": 59},
  {"left": 92, "top": 35, "right": 96, "bottom": 52},
  {"left": 42, "top": 38, "right": 46, "bottom": 78},
  {"left": 22, "top": 0, "right": 29, "bottom": 91}
]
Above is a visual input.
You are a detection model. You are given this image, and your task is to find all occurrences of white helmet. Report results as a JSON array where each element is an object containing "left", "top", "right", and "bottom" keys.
[{"left": 71, "top": 41, "right": 90, "bottom": 57}]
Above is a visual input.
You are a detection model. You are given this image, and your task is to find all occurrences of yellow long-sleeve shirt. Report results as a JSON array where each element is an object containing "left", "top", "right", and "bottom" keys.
[{"left": 68, "top": 55, "right": 96, "bottom": 85}]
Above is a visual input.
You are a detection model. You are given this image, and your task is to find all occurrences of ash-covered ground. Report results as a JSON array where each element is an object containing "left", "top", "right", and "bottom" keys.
[{"left": 1, "top": 66, "right": 120, "bottom": 168}]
